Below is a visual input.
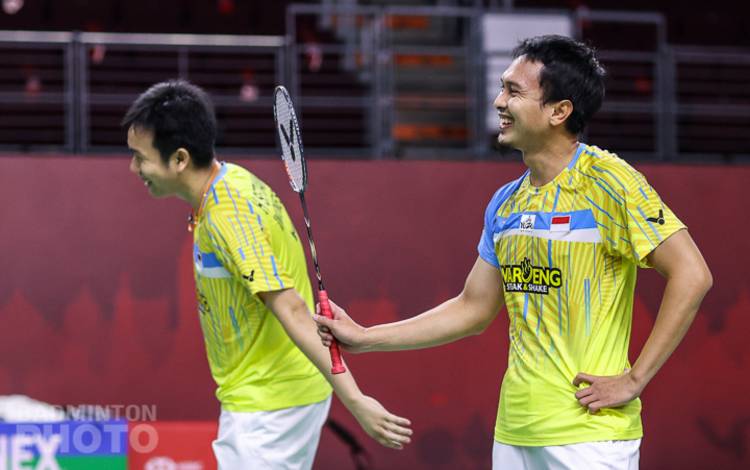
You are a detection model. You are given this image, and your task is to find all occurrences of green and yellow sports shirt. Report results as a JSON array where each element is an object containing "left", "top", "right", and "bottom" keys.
[
  {"left": 192, "top": 162, "right": 331, "bottom": 412},
  {"left": 478, "top": 143, "right": 685, "bottom": 446}
]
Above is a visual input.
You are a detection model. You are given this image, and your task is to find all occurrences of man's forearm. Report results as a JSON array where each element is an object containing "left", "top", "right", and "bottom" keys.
[
  {"left": 361, "top": 296, "right": 492, "bottom": 352},
  {"left": 630, "top": 269, "right": 711, "bottom": 390},
  {"left": 266, "top": 288, "right": 413, "bottom": 449},
  {"left": 277, "top": 297, "right": 364, "bottom": 405},
  {"left": 356, "top": 257, "right": 505, "bottom": 352}
]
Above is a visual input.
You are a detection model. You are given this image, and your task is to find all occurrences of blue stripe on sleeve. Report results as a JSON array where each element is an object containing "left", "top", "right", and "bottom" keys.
[
  {"left": 201, "top": 252, "right": 224, "bottom": 268},
  {"left": 477, "top": 171, "right": 527, "bottom": 268},
  {"left": 637, "top": 205, "right": 663, "bottom": 243},
  {"left": 626, "top": 207, "right": 657, "bottom": 249},
  {"left": 270, "top": 255, "right": 285, "bottom": 288},
  {"left": 478, "top": 232, "right": 500, "bottom": 268},
  {"left": 591, "top": 165, "right": 629, "bottom": 194},
  {"left": 252, "top": 244, "right": 271, "bottom": 289}
]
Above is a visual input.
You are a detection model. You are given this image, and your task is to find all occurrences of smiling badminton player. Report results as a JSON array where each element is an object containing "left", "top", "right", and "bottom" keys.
[{"left": 122, "top": 79, "right": 411, "bottom": 469}]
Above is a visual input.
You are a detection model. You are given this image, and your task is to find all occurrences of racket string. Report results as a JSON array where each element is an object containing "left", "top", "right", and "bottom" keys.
[{"left": 274, "top": 87, "right": 306, "bottom": 192}]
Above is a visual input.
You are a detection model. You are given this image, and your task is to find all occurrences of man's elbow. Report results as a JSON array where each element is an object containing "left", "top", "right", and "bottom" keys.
[
  {"left": 454, "top": 293, "right": 493, "bottom": 336},
  {"left": 471, "top": 324, "right": 490, "bottom": 336},
  {"left": 683, "top": 261, "right": 713, "bottom": 299},
  {"left": 264, "top": 288, "right": 312, "bottom": 323},
  {"left": 697, "top": 263, "right": 713, "bottom": 295},
  {"left": 470, "top": 315, "right": 495, "bottom": 336}
]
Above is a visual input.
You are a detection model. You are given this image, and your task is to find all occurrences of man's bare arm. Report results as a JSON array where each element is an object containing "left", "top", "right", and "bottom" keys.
[
  {"left": 315, "top": 257, "right": 505, "bottom": 352},
  {"left": 574, "top": 229, "right": 712, "bottom": 412}
]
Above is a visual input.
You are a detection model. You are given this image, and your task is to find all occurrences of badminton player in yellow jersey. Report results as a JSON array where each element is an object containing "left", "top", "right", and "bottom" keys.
[
  {"left": 122, "top": 80, "right": 411, "bottom": 469},
  {"left": 315, "top": 36, "right": 712, "bottom": 469}
]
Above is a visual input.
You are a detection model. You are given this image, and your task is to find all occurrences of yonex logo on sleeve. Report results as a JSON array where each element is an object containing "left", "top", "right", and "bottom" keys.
[{"left": 646, "top": 209, "right": 665, "bottom": 225}]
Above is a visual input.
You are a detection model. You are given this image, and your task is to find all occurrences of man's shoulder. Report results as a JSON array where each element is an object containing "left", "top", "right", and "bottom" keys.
[
  {"left": 486, "top": 170, "right": 528, "bottom": 212},
  {"left": 222, "top": 162, "right": 259, "bottom": 191},
  {"left": 209, "top": 162, "right": 276, "bottom": 207},
  {"left": 579, "top": 144, "right": 646, "bottom": 196}
]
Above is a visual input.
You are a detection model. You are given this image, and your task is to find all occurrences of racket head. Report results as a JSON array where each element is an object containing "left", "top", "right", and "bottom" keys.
[{"left": 273, "top": 86, "right": 307, "bottom": 193}]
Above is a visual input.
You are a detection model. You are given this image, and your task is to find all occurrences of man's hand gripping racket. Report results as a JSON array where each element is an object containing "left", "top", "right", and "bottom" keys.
[
  {"left": 273, "top": 85, "right": 346, "bottom": 374},
  {"left": 315, "top": 299, "right": 369, "bottom": 354}
]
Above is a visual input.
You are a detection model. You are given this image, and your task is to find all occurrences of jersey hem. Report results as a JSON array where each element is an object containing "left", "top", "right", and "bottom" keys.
[
  {"left": 221, "top": 389, "right": 332, "bottom": 413},
  {"left": 493, "top": 428, "right": 643, "bottom": 447}
]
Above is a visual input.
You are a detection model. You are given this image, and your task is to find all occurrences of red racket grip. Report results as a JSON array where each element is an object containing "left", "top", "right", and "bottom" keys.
[{"left": 318, "top": 290, "right": 346, "bottom": 375}]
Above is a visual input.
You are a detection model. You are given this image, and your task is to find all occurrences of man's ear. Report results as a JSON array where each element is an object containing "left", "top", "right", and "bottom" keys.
[
  {"left": 549, "top": 99, "right": 574, "bottom": 128},
  {"left": 171, "top": 148, "right": 191, "bottom": 172}
]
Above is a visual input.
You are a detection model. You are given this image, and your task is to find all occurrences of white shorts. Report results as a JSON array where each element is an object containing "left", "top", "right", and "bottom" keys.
[
  {"left": 493, "top": 439, "right": 641, "bottom": 470},
  {"left": 212, "top": 396, "right": 332, "bottom": 470}
]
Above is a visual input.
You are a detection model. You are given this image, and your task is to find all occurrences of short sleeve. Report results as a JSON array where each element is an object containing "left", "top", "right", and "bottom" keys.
[
  {"left": 476, "top": 173, "right": 528, "bottom": 269},
  {"left": 204, "top": 205, "right": 294, "bottom": 295},
  {"left": 478, "top": 196, "right": 501, "bottom": 269},
  {"left": 600, "top": 166, "right": 686, "bottom": 268}
]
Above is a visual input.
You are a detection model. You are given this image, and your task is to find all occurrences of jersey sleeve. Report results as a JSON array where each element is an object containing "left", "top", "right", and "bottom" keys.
[
  {"left": 478, "top": 191, "right": 501, "bottom": 269},
  {"left": 204, "top": 204, "right": 294, "bottom": 295},
  {"left": 600, "top": 165, "right": 686, "bottom": 268}
]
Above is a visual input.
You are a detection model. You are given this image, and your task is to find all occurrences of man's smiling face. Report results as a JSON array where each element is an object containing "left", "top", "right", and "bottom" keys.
[
  {"left": 493, "top": 56, "right": 557, "bottom": 151},
  {"left": 127, "top": 125, "right": 181, "bottom": 198}
]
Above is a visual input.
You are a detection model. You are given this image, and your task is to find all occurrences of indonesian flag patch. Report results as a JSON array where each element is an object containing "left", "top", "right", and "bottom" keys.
[{"left": 550, "top": 215, "right": 571, "bottom": 232}]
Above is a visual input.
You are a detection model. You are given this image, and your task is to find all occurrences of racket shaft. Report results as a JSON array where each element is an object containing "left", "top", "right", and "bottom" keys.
[{"left": 319, "top": 289, "right": 346, "bottom": 374}]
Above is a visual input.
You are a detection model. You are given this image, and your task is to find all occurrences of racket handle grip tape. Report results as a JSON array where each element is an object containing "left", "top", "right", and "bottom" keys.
[{"left": 318, "top": 289, "right": 347, "bottom": 375}]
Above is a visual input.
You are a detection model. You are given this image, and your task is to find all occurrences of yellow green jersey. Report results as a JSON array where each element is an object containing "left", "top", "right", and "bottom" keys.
[
  {"left": 192, "top": 162, "right": 331, "bottom": 412},
  {"left": 478, "top": 143, "right": 685, "bottom": 446}
]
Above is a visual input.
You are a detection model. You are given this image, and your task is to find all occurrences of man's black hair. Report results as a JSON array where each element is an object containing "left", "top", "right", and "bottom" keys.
[
  {"left": 122, "top": 79, "right": 217, "bottom": 168},
  {"left": 513, "top": 35, "right": 606, "bottom": 135}
]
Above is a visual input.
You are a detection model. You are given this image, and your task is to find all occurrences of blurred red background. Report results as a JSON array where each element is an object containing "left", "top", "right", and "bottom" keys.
[{"left": 0, "top": 156, "right": 746, "bottom": 469}]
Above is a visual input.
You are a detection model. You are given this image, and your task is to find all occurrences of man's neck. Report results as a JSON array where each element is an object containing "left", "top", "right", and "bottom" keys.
[
  {"left": 178, "top": 160, "right": 220, "bottom": 210},
  {"left": 522, "top": 136, "right": 580, "bottom": 187}
]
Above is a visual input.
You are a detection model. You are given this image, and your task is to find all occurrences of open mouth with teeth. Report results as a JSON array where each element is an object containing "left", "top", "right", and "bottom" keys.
[{"left": 499, "top": 116, "right": 514, "bottom": 130}]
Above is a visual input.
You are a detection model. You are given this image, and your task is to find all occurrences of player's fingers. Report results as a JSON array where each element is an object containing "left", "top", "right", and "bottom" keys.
[
  {"left": 317, "top": 329, "right": 334, "bottom": 340},
  {"left": 379, "top": 429, "right": 410, "bottom": 448},
  {"left": 327, "top": 299, "right": 349, "bottom": 320},
  {"left": 387, "top": 415, "right": 412, "bottom": 428},
  {"left": 391, "top": 431, "right": 411, "bottom": 446},
  {"left": 315, "top": 303, "right": 321, "bottom": 314},
  {"left": 574, "top": 387, "right": 593, "bottom": 399},
  {"left": 316, "top": 324, "right": 331, "bottom": 335},
  {"left": 312, "top": 313, "right": 334, "bottom": 329},
  {"left": 588, "top": 401, "right": 604, "bottom": 413},
  {"left": 383, "top": 439, "right": 403, "bottom": 450},
  {"left": 579, "top": 394, "right": 598, "bottom": 406},
  {"left": 373, "top": 431, "right": 399, "bottom": 449},
  {"left": 385, "top": 422, "right": 413, "bottom": 437},
  {"left": 573, "top": 372, "right": 596, "bottom": 386},
  {"left": 318, "top": 333, "right": 334, "bottom": 345}
]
